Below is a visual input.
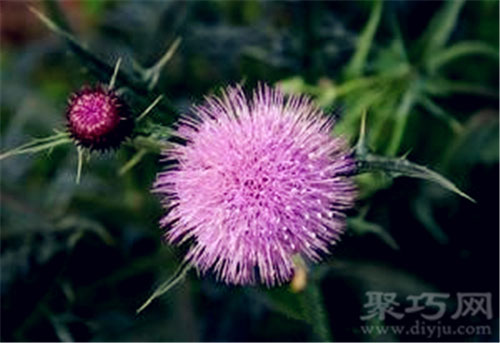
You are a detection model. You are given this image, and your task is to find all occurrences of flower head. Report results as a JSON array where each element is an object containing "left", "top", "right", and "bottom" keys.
[
  {"left": 66, "top": 85, "right": 134, "bottom": 151},
  {"left": 154, "top": 84, "right": 356, "bottom": 286}
]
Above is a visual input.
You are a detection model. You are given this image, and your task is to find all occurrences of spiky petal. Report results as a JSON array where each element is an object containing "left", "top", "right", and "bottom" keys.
[
  {"left": 154, "top": 84, "right": 356, "bottom": 286},
  {"left": 66, "top": 85, "right": 134, "bottom": 151}
]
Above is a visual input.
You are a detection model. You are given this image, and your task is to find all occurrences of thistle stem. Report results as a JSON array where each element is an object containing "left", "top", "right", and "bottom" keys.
[
  {"left": 300, "top": 279, "right": 332, "bottom": 341},
  {"left": 119, "top": 149, "right": 147, "bottom": 175}
]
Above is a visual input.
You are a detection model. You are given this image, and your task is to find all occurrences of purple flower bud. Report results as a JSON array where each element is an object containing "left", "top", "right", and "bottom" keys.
[
  {"left": 66, "top": 85, "right": 134, "bottom": 151},
  {"left": 154, "top": 84, "right": 356, "bottom": 286}
]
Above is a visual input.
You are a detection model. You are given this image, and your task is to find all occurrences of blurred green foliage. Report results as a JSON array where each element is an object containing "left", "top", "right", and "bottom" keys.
[{"left": 1, "top": 0, "right": 498, "bottom": 341}]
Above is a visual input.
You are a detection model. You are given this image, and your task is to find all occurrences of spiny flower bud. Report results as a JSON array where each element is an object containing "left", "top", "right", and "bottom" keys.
[
  {"left": 153, "top": 84, "right": 356, "bottom": 286},
  {"left": 66, "top": 85, "right": 134, "bottom": 151}
]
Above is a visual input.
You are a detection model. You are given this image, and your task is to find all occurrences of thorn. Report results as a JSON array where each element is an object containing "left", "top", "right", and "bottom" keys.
[
  {"left": 131, "top": 57, "right": 146, "bottom": 75},
  {"left": 76, "top": 146, "right": 84, "bottom": 184},
  {"left": 355, "top": 108, "right": 368, "bottom": 156},
  {"left": 108, "top": 57, "right": 122, "bottom": 90},
  {"left": 118, "top": 149, "right": 147, "bottom": 175},
  {"left": 400, "top": 148, "right": 412, "bottom": 160},
  {"left": 144, "top": 37, "right": 182, "bottom": 90},
  {"left": 136, "top": 95, "right": 164, "bottom": 122}
]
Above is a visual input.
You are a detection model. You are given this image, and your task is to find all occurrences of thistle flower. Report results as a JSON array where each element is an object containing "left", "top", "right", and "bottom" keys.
[
  {"left": 154, "top": 84, "right": 356, "bottom": 286},
  {"left": 66, "top": 85, "right": 134, "bottom": 151}
]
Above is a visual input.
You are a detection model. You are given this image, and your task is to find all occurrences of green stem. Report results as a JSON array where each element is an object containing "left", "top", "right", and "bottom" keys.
[
  {"left": 127, "top": 136, "right": 168, "bottom": 154},
  {"left": 300, "top": 279, "right": 332, "bottom": 341},
  {"left": 119, "top": 149, "right": 148, "bottom": 175}
]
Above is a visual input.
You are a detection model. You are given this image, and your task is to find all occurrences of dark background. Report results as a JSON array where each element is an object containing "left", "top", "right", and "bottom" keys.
[{"left": 1, "top": 0, "right": 498, "bottom": 341}]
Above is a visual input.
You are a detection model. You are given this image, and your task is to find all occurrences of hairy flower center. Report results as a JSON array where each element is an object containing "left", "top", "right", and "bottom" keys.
[
  {"left": 70, "top": 93, "right": 118, "bottom": 137},
  {"left": 154, "top": 84, "right": 356, "bottom": 286}
]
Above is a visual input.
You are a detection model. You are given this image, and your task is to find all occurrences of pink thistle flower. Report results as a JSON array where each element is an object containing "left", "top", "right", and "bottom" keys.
[
  {"left": 154, "top": 84, "right": 356, "bottom": 286},
  {"left": 66, "top": 85, "right": 134, "bottom": 151}
]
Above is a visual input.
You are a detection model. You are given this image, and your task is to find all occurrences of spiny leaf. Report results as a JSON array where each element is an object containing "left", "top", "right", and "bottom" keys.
[
  {"left": 0, "top": 132, "right": 71, "bottom": 161},
  {"left": 136, "top": 262, "right": 192, "bottom": 314},
  {"left": 354, "top": 153, "right": 475, "bottom": 203},
  {"left": 29, "top": 6, "right": 179, "bottom": 120},
  {"left": 352, "top": 110, "right": 473, "bottom": 202}
]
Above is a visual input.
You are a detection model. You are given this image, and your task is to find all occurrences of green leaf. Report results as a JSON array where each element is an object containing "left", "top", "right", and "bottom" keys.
[
  {"left": 249, "top": 270, "right": 332, "bottom": 340},
  {"left": 251, "top": 287, "right": 307, "bottom": 322},
  {"left": 427, "top": 41, "right": 499, "bottom": 72},
  {"left": 388, "top": 9, "right": 408, "bottom": 64},
  {"left": 425, "top": 78, "right": 499, "bottom": 98},
  {"left": 136, "top": 262, "right": 192, "bottom": 314},
  {"left": 344, "top": 0, "right": 383, "bottom": 79},
  {"left": 42, "top": 0, "right": 73, "bottom": 33},
  {"left": 385, "top": 87, "right": 417, "bottom": 155},
  {"left": 29, "top": 7, "right": 179, "bottom": 119},
  {"left": 419, "top": 0, "right": 466, "bottom": 60},
  {"left": 48, "top": 314, "right": 74, "bottom": 343},
  {"left": 57, "top": 216, "right": 115, "bottom": 249},
  {"left": 126, "top": 133, "right": 169, "bottom": 154},
  {"left": 277, "top": 76, "right": 310, "bottom": 95},
  {"left": 349, "top": 217, "right": 399, "bottom": 250},
  {"left": 412, "top": 194, "right": 448, "bottom": 244},
  {"left": 353, "top": 153, "right": 475, "bottom": 203},
  {"left": 417, "top": 95, "right": 463, "bottom": 133},
  {"left": 0, "top": 132, "right": 72, "bottom": 161},
  {"left": 442, "top": 110, "right": 499, "bottom": 171},
  {"left": 299, "top": 279, "right": 332, "bottom": 341}
]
